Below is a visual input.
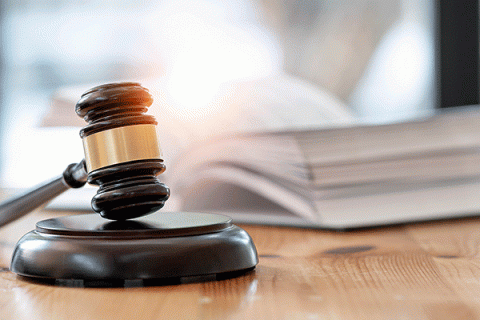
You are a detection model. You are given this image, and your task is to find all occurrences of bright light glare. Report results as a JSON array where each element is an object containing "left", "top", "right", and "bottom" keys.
[{"left": 155, "top": 1, "right": 282, "bottom": 111}]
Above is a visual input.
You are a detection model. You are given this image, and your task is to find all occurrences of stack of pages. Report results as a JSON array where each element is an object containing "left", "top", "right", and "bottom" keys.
[{"left": 169, "top": 107, "right": 480, "bottom": 229}]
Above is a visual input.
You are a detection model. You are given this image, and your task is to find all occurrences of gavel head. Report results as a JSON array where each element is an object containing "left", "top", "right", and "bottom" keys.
[{"left": 75, "top": 82, "right": 170, "bottom": 220}]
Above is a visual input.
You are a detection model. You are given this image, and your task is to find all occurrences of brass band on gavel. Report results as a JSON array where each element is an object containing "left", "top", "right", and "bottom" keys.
[{"left": 82, "top": 124, "right": 163, "bottom": 173}]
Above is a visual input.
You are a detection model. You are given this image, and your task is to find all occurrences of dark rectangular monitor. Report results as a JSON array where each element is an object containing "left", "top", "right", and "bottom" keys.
[{"left": 436, "top": 0, "right": 479, "bottom": 108}]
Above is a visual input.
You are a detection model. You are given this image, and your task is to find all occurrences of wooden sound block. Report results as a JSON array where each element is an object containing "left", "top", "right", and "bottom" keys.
[{"left": 10, "top": 212, "right": 258, "bottom": 286}]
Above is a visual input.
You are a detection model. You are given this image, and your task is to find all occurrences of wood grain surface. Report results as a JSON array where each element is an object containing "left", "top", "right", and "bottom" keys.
[{"left": 1, "top": 209, "right": 480, "bottom": 320}]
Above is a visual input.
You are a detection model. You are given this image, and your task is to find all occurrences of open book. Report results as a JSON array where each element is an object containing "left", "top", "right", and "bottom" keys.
[
  {"left": 43, "top": 75, "right": 480, "bottom": 229},
  {"left": 167, "top": 107, "right": 480, "bottom": 229}
]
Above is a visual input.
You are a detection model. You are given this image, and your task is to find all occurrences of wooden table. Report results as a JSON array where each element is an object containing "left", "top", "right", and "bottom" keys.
[{"left": 1, "top": 209, "right": 480, "bottom": 320}]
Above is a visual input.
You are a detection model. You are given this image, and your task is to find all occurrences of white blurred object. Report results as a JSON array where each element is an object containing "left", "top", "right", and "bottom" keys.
[
  {"left": 349, "top": 1, "right": 435, "bottom": 123},
  {"left": 146, "top": 73, "right": 355, "bottom": 164}
]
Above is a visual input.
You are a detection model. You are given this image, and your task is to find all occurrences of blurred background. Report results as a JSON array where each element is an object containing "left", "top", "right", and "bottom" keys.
[{"left": 0, "top": 0, "right": 434, "bottom": 188}]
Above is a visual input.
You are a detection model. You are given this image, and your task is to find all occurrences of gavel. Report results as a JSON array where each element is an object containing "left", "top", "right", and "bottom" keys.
[
  {"left": 0, "top": 82, "right": 170, "bottom": 226},
  {"left": 2, "top": 82, "right": 257, "bottom": 285}
]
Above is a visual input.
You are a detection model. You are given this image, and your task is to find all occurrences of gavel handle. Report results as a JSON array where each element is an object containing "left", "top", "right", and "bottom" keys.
[{"left": 0, "top": 160, "right": 88, "bottom": 228}]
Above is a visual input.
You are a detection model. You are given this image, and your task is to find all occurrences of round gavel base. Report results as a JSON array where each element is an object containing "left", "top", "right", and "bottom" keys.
[{"left": 10, "top": 212, "right": 258, "bottom": 287}]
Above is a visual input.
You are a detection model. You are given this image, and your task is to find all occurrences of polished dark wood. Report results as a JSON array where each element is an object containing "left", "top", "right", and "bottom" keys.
[
  {"left": 76, "top": 82, "right": 156, "bottom": 137},
  {"left": 88, "top": 159, "right": 168, "bottom": 220},
  {"left": 10, "top": 212, "right": 257, "bottom": 282},
  {"left": 77, "top": 83, "right": 169, "bottom": 220},
  {"left": 0, "top": 161, "right": 87, "bottom": 228}
]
